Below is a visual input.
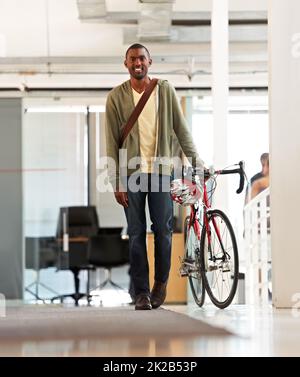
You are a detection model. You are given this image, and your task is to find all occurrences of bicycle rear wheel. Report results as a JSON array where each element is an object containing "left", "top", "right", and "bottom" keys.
[
  {"left": 200, "top": 210, "right": 238, "bottom": 309},
  {"left": 184, "top": 216, "right": 205, "bottom": 307}
]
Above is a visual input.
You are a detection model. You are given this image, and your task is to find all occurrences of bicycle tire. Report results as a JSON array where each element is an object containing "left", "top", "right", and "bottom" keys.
[
  {"left": 200, "top": 209, "right": 239, "bottom": 309},
  {"left": 184, "top": 216, "right": 205, "bottom": 307}
]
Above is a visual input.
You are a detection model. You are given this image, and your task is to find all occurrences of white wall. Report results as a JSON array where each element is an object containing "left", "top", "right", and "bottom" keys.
[{"left": 269, "top": 0, "right": 300, "bottom": 308}]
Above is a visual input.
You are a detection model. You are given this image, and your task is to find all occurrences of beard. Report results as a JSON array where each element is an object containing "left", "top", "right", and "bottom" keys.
[{"left": 130, "top": 68, "right": 147, "bottom": 80}]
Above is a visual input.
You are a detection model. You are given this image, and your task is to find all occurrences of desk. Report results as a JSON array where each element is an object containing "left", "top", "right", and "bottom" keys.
[{"left": 57, "top": 237, "right": 89, "bottom": 243}]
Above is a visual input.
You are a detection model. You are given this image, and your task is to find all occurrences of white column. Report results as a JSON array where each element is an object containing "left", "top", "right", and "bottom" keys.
[
  {"left": 269, "top": 0, "right": 300, "bottom": 308},
  {"left": 211, "top": 0, "right": 229, "bottom": 211}
]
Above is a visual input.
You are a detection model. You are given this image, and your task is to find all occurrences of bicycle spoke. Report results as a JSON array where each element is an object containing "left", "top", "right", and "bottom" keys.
[
  {"left": 201, "top": 210, "right": 239, "bottom": 308},
  {"left": 184, "top": 216, "right": 205, "bottom": 307}
]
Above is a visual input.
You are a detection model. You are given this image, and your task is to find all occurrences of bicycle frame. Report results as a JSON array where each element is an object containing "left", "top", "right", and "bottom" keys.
[
  {"left": 187, "top": 176, "right": 226, "bottom": 260},
  {"left": 185, "top": 161, "right": 245, "bottom": 263},
  {"left": 181, "top": 161, "right": 245, "bottom": 308}
]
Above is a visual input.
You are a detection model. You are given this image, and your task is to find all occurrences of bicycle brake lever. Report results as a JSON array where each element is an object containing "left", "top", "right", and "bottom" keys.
[{"left": 236, "top": 161, "right": 245, "bottom": 194}]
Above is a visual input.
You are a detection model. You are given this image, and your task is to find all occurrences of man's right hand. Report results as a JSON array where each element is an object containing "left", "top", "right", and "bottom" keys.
[{"left": 114, "top": 190, "right": 129, "bottom": 208}]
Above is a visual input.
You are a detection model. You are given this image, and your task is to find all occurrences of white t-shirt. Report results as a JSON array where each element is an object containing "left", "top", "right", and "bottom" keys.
[{"left": 132, "top": 86, "right": 158, "bottom": 173}]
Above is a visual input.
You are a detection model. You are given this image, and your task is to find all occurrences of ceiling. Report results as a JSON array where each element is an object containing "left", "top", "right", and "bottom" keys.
[{"left": 0, "top": 0, "right": 268, "bottom": 90}]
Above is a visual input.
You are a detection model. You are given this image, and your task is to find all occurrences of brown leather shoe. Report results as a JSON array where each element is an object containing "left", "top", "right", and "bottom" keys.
[
  {"left": 150, "top": 281, "right": 167, "bottom": 309},
  {"left": 135, "top": 294, "right": 152, "bottom": 310}
]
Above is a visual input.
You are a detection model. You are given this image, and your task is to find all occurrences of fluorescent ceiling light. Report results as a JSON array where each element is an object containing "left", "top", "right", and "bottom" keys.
[
  {"left": 138, "top": 3, "right": 173, "bottom": 40},
  {"left": 25, "top": 105, "right": 105, "bottom": 113},
  {"left": 139, "top": 1, "right": 175, "bottom": 3},
  {"left": 77, "top": 0, "right": 106, "bottom": 19}
]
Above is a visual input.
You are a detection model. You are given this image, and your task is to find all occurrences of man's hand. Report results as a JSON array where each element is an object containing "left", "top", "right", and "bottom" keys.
[{"left": 114, "top": 190, "right": 129, "bottom": 208}]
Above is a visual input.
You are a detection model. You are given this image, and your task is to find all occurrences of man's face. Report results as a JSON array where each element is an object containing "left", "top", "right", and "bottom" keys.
[{"left": 124, "top": 48, "right": 152, "bottom": 80}]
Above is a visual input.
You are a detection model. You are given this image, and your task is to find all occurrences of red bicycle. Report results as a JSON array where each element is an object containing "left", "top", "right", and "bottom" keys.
[{"left": 173, "top": 162, "right": 245, "bottom": 309}]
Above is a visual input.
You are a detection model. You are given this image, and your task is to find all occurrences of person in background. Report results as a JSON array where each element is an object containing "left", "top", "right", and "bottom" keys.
[
  {"left": 250, "top": 153, "right": 269, "bottom": 199},
  {"left": 243, "top": 152, "right": 270, "bottom": 241},
  {"left": 245, "top": 153, "right": 269, "bottom": 203}
]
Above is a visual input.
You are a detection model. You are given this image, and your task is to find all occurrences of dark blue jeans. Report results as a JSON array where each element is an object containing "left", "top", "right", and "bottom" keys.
[{"left": 124, "top": 174, "right": 173, "bottom": 296}]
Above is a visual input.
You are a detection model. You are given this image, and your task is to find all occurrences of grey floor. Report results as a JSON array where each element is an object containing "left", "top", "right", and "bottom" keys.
[{"left": 0, "top": 301, "right": 299, "bottom": 357}]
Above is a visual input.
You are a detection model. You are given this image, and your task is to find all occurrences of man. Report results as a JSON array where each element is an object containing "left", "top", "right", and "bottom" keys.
[
  {"left": 250, "top": 153, "right": 269, "bottom": 199},
  {"left": 105, "top": 43, "right": 203, "bottom": 310},
  {"left": 245, "top": 153, "right": 269, "bottom": 204}
]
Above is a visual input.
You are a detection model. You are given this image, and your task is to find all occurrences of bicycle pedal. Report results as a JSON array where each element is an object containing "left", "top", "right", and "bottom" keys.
[
  {"left": 179, "top": 269, "right": 189, "bottom": 277},
  {"left": 208, "top": 266, "right": 218, "bottom": 272},
  {"left": 183, "top": 257, "right": 195, "bottom": 264},
  {"left": 179, "top": 263, "right": 190, "bottom": 276}
]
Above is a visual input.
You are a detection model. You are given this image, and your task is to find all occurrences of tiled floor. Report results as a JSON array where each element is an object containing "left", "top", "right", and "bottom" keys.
[{"left": 1, "top": 301, "right": 299, "bottom": 357}]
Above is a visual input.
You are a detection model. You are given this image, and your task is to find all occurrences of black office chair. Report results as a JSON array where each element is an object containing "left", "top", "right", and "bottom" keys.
[
  {"left": 25, "top": 237, "right": 59, "bottom": 302},
  {"left": 87, "top": 227, "right": 130, "bottom": 295},
  {"left": 52, "top": 206, "right": 99, "bottom": 306}
]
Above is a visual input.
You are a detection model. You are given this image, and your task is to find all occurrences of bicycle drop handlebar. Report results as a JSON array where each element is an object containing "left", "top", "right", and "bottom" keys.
[{"left": 204, "top": 161, "right": 245, "bottom": 194}]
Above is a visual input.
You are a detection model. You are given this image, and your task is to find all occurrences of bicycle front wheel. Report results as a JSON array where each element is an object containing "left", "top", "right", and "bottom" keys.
[
  {"left": 184, "top": 216, "right": 205, "bottom": 307},
  {"left": 200, "top": 210, "right": 238, "bottom": 309}
]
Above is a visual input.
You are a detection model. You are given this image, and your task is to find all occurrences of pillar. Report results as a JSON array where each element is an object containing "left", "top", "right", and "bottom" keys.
[
  {"left": 269, "top": 0, "right": 300, "bottom": 308},
  {"left": 211, "top": 0, "right": 229, "bottom": 211}
]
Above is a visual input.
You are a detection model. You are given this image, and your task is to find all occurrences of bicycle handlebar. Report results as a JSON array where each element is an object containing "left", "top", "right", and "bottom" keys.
[{"left": 204, "top": 161, "right": 245, "bottom": 194}]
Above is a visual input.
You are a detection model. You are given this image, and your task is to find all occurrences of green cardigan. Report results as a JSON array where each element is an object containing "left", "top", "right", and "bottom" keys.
[{"left": 105, "top": 79, "right": 203, "bottom": 189}]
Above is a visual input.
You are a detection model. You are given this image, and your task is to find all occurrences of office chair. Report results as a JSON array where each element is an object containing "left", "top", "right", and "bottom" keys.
[
  {"left": 87, "top": 228, "right": 129, "bottom": 294},
  {"left": 52, "top": 206, "right": 99, "bottom": 306},
  {"left": 25, "top": 237, "right": 59, "bottom": 302}
]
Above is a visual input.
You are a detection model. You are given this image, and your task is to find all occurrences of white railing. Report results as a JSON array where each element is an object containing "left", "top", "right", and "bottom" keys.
[{"left": 244, "top": 187, "right": 271, "bottom": 304}]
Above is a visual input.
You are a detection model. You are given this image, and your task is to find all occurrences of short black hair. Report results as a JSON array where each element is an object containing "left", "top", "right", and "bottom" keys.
[
  {"left": 260, "top": 153, "right": 269, "bottom": 163},
  {"left": 125, "top": 43, "right": 150, "bottom": 59}
]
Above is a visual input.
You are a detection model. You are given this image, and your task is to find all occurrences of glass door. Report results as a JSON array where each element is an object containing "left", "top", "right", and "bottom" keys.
[{"left": 23, "top": 104, "right": 88, "bottom": 302}]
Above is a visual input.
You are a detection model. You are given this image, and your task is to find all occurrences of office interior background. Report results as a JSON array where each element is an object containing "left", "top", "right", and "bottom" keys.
[{"left": 0, "top": 0, "right": 299, "bottom": 357}]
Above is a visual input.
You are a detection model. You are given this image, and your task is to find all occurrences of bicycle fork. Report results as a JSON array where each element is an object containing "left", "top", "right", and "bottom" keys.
[{"left": 180, "top": 220, "right": 201, "bottom": 277}]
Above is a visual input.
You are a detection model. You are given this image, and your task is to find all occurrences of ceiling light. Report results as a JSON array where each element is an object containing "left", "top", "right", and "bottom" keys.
[
  {"left": 139, "top": 1, "right": 175, "bottom": 3},
  {"left": 138, "top": 2, "right": 173, "bottom": 41},
  {"left": 77, "top": 0, "right": 106, "bottom": 20}
]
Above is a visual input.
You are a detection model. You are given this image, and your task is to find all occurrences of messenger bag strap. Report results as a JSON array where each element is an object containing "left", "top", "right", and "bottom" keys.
[{"left": 119, "top": 78, "right": 158, "bottom": 148}]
